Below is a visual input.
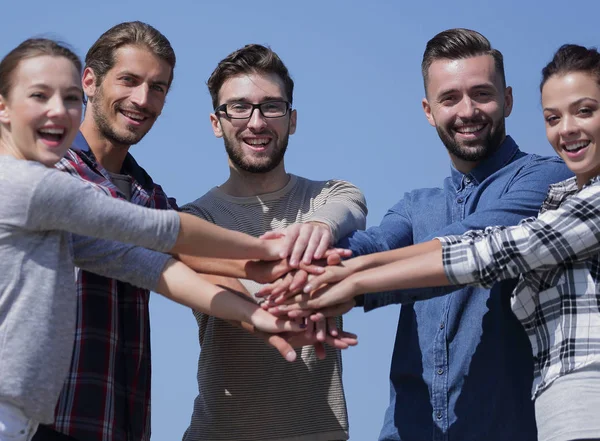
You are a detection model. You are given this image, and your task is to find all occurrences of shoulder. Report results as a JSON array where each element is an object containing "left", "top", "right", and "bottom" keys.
[
  {"left": 293, "top": 175, "right": 363, "bottom": 195},
  {"left": 180, "top": 189, "right": 221, "bottom": 221}
]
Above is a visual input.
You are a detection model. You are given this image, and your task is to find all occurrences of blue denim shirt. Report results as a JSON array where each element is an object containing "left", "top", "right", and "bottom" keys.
[{"left": 341, "top": 137, "right": 572, "bottom": 441}]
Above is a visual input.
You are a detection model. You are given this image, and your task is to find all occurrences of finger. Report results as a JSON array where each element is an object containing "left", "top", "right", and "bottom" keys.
[
  {"left": 287, "top": 270, "right": 308, "bottom": 295},
  {"left": 285, "top": 308, "right": 313, "bottom": 319},
  {"left": 298, "top": 262, "right": 326, "bottom": 276},
  {"left": 254, "top": 331, "right": 297, "bottom": 362},
  {"left": 326, "top": 253, "right": 342, "bottom": 266},
  {"left": 312, "top": 231, "right": 332, "bottom": 260},
  {"left": 255, "top": 281, "right": 278, "bottom": 298},
  {"left": 304, "top": 317, "right": 316, "bottom": 340},
  {"left": 289, "top": 226, "right": 311, "bottom": 267},
  {"left": 280, "top": 225, "right": 300, "bottom": 260},
  {"left": 274, "top": 273, "right": 298, "bottom": 299},
  {"left": 260, "top": 230, "right": 285, "bottom": 240},
  {"left": 314, "top": 341, "right": 327, "bottom": 360},
  {"left": 315, "top": 319, "right": 327, "bottom": 342},
  {"left": 301, "top": 230, "right": 323, "bottom": 264},
  {"left": 327, "top": 317, "right": 338, "bottom": 337},
  {"left": 323, "top": 248, "right": 352, "bottom": 259}
]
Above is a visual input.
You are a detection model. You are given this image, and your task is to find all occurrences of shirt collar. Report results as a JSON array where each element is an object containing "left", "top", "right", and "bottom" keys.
[
  {"left": 450, "top": 135, "right": 519, "bottom": 189},
  {"left": 72, "top": 131, "right": 156, "bottom": 191}
]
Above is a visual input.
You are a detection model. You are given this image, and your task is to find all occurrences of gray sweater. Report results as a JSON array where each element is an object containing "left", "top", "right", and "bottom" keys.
[{"left": 0, "top": 156, "right": 180, "bottom": 423}]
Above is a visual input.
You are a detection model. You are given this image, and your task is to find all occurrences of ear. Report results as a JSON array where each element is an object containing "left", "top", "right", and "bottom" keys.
[
  {"left": 288, "top": 108, "right": 297, "bottom": 135},
  {"left": 0, "top": 94, "right": 10, "bottom": 125},
  {"left": 210, "top": 113, "right": 223, "bottom": 138},
  {"left": 503, "top": 86, "right": 513, "bottom": 118},
  {"left": 82, "top": 67, "right": 97, "bottom": 99},
  {"left": 422, "top": 97, "right": 436, "bottom": 127}
]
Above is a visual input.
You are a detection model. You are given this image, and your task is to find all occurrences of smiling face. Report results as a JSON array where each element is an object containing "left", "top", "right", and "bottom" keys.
[
  {"left": 542, "top": 71, "right": 600, "bottom": 187},
  {"left": 83, "top": 45, "right": 171, "bottom": 148},
  {"left": 0, "top": 55, "right": 83, "bottom": 166},
  {"left": 210, "top": 72, "right": 296, "bottom": 174},
  {"left": 422, "top": 54, "right": 513, "bottom": 172}
]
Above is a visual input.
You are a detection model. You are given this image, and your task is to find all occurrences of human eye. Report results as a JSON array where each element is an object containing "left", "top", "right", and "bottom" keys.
[
  {"left": 151, "top": 84, "right": 166, "bottom": 93},
  {"left": 439, "top": 95, "right": 457, "bottom": 106},
  {"left": 119, "top": 75, "right": 136, "bottom": 85},
  {"left": 577, "top": 107, "right": 594, "bottom": 116},
  {"left": 544, "top": 114, "right": 559, "bottom": 125},
  {"left": 30, "top": 91, "right": 47, "bottom": 100},
  {"left": 228, "top": 102, "right": 251, "bottom": 114}
]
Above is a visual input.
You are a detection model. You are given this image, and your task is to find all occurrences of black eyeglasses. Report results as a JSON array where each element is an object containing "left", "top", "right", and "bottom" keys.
[{"left": 215, "top": 100, "right": 291, "bottom": 119}]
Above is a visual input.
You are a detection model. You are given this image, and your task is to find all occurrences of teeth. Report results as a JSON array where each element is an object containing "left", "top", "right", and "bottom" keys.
[
  {"left": 564, "top": 141, "right": 590, "bottom": 152},
  {"left": 39, "top": 128, "right": 64, "bottom": 135},
  {"left": 246, "top": 138, "right": 269, "bottom": 146},
  {"left": 455, "top": 125, "right": 484, "bottom": 134},
  {"left": 122, "top": 111, "right": 145, "bottom": 121}
]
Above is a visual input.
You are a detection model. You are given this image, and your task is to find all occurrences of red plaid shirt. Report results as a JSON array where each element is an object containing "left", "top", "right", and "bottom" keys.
[{"left": 48, "top": 133, "right": 177, "bottom": 441}]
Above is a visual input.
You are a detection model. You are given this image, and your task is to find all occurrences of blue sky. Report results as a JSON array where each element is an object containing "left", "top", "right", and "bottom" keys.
[{"left": 4, "top": 1, "right": 599, "bottom": 439}]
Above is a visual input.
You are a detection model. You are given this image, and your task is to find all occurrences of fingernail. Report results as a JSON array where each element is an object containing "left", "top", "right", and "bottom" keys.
[
  {"left": 286, "top": 351, "right": 297, "bottom": 362},
  {"left": 278, "top": 305, "right": 288, "bottom": 311},
  {"left": 303, "top": 285, "right": 312, "bottom": 293}
]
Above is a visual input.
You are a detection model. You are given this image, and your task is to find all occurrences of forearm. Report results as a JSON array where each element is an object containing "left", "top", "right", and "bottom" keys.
[
  {"left": 347, "top": 239, "right": 442, "bottom": 274},
  {"left": 349, "top": 245, "right": 449, "bottom": 297},
  {"left": 175, "top": 255, "right": 250, "bottom": 279},
  {"left": 155, "top": 259, "right": 259, "bottom": 323},
  {"left": 172, "top": 213, "right": 273, "bottom": 260}
]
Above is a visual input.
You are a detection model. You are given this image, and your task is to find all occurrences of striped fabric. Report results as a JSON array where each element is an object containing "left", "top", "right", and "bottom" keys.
[
  {"left": 181, "top": 174, "right": 367, "bottom": 441},
  {"left": 439, "top": 175, "right": 600, "bottom": 399}
]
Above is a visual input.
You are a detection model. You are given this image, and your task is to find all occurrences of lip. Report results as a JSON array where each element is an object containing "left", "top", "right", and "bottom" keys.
[
  {"left": 119, "top": 109, "right": 148, "bottom": 126},
  {"left": 561, "top": 140, "right": 591, "bottom": 160},
  {"left": 37, "top": 125, "right": 68, "bottom": 149},
  {"left": 242, "top": 136, "right": 273, "bottom": 152},
  {"left": 453, "top": 123, "right": 488, "bottom": 140}
]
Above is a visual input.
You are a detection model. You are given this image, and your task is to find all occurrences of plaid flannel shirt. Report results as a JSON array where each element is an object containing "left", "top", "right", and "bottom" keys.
[
  {"left": 439, "top": 175, "right": 600, "bottom": 399},
  {"left": 49, "top": 133, "right": 177, "bottom": 441}
]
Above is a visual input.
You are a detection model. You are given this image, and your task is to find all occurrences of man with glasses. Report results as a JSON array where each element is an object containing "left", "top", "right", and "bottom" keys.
[{"left": 180, "top": 44, "right": 367, "bottom": 441}]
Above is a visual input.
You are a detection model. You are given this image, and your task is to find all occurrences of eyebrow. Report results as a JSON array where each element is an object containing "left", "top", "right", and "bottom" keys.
[
  {"left": 543, "top": 97, "right": 599, "bottom": 112},
  {"left": 437, "top": 83, "right": 495, "bottom": 97},
  {"left": 28, "top": 83, "right": 83, "bottom": 93},
  {"left": 225, "top": 96, "right": 286, "bottom": 103}
]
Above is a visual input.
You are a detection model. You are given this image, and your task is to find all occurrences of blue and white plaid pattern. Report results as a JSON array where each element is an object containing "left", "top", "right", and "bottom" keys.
[{"left": 439, "top": 175, "right": 600, "bottom": 398}]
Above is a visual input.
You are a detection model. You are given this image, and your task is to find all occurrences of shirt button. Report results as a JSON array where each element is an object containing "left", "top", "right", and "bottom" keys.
[
  {"left": 457, "top": 197, "right": 464, "bottom": 203},
  {"left": 437, "top": 368, "right": 444, "bottom": 375},
  {"left": 439, "top": 322, "right": 445, "bottom": 329},
  {"left": 465, "top": 177, "right": 471, "bottom": 183},
  {"left": 436, "top": 411, "right": 442, "bottom": 420}
]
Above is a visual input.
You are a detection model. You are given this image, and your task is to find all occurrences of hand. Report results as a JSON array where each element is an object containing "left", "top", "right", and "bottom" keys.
[
  {"left": 246, "top": 259, "right": 320, "bottom": 285},
  {"left": 274, "top": 280, "right": 359, "bottom": 315},
  {"left": 261, "top": 222, "right": 333, "bottom": 266},
  {"left": 301, "top": 259, "right": 358, "bottom": 294},
  {"left": 256, "top": 327, "right": 359, "bottom": 361},
  {"left": 256, "top": 250, "right": 349, "bottom": 302},
  {"left": 248, "top": 307, "right": 305, "bottom": 334}
]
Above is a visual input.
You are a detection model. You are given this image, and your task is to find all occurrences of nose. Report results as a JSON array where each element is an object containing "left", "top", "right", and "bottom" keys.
[
  {"left": 456, "top": 96, "right": 477, "bottom": 119},
  {"left": 558, "top": 114, "right": 579, "bottom": 138},
  {"left": 47, "top": 95, "right": 67, "bottom": 117},
  {"left": 130, "top": 83, "right": 150, "bottom": 108},
  {"left": 246, "top": 106, "right": 268, "bottom": 131}
]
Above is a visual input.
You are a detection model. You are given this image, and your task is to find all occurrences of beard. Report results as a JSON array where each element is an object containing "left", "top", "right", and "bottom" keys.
[
  {"left": 90, "top": 85, "right": 153, "bottom": 147},
  {"left": 223, "top": 131, "right": 289, "bottom": 174},
  {"left": 437, "top": 118, "right": 506, "bottom": 163}
]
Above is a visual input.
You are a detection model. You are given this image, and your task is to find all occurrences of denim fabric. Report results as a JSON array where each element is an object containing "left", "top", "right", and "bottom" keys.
[{"left": 340, "top": 137, "right": 573, "bottom": 441}]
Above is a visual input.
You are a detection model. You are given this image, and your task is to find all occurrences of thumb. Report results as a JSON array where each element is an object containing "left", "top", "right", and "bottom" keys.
[
  {"left": 257, "top": 331, "right": 297, "bottom": 362},
  {"left": 260, "top": 230, "right": 285, "bottom": 239}
]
